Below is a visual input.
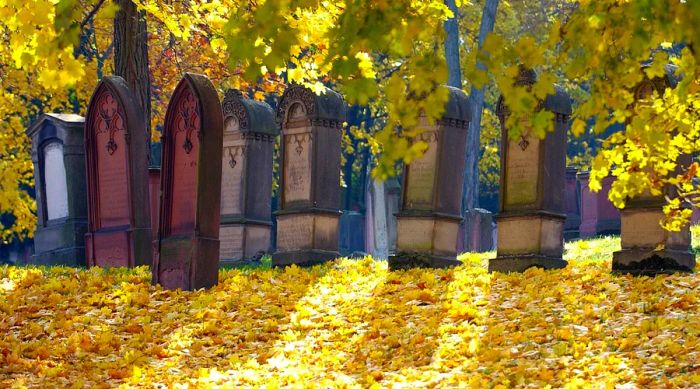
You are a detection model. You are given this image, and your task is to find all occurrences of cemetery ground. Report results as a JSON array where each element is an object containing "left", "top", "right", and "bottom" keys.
[{"left": 1, "top": 236, "right": 699, "bottom": 388}]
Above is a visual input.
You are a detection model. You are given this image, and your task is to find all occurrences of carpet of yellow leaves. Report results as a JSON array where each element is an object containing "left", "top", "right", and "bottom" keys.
[{"left": 1, "top": 236, "right": 699, "bottom": 388}]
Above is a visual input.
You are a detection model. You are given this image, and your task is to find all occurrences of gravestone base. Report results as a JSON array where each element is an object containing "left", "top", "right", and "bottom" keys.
[
  {"left": 86, "top": 228, "right": 152, "bottom": 268},
  {"left": 612, "top": 248, "right": 695, "bottom": 275},
  {"left": 489, "top": 254, "right": 568, "bottom": 273},
  {"left": 491, "top": 212, "right": 567, "bottom": 272},
  {"left": 563, "top": 214, "right": 581, "bottom": 241},
  {"left": 32, "top": 220, "right": 88, "bottom": 267},
  {"left": 154, "top": 236, "right": 220, "bottom": 291},
  {"left": 31, "top": 247, "right": 86, "bottom": 267},
  {"left": 388, "top": 252, "right": 461, "bottom": 271},
  {"left": 272, "top": 249, "right": 340, "bottom": 267},
  {"left": 219, "top": 223, "right": 271, "bottom": 266}
]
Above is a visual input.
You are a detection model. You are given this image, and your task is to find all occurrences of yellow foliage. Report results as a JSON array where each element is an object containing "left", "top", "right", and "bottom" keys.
[{"left": 1, "top": 238, "right": 699, "bottom": 387}]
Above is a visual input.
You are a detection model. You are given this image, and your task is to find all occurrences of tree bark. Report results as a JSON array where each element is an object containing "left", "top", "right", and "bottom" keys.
[
  {"left": 443, "top": 0, "right": 462, "bottom": 88},
  {"left": 114, "top": 0, "right": 151, "bottom": 143},
  {"left": 462, "top": 0, "right": 499, "bottom": 250}
]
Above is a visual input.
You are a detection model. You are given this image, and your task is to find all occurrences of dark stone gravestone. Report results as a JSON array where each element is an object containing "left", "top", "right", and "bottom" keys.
[
  {"left": 564, "top": 166, "right": 581, "bottom": 240},
  {"left": 84, "top": 76, "right": 152, "bottom": 268},
  {"left": 340, "top": 211, "right": 365, "bottom": 256},
  {"left": 577, "top": 172, "right": 620, "bottom": 238},
  {"left": 489, "top": 70, "right": 571, "bottom": 273},
  {"left": 460, "top": 208, "right": 496, "bottom": 253},
  {"left": 272, "top": 85, "right": 345, "bottom": 267},
  {"left": 26, "top": 113, "right": 88, "bottom": 266},
  {"left": 385, "top": 177, "right": 401, "bottom": 255},
  {"left": 613, "top": 67, "right": 695, "bottom": 274},
  {"left": 153, "top": 73, "right": 223, "bottom": 290},
  {"left": 389, "top": 86, "right": 470, "bottom": 270},
  {"left": 219, "top": 89, "right": 278, "bottom": 265}
]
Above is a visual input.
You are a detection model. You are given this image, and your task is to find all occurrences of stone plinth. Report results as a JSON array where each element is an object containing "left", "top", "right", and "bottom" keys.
[
  {"left": 577, "top": 172, "right": 620, "bottom": 238},
  {"left": 389, "top": 86, "right": 470, "bottom": 270},
  {"left": 152, "top": 73, "right": 223, "bottom": 290},
  {"left": 490, "top": 70, "right": 571, "bottom": 273},
  {"left": 26, "top": 113, "right": 88, "bottom": 266},
  {"left": 271, "top": 85, "right": 345, "bottom": 267},
  {"left": 219, "top": 90, "right": 278, "bottom": 265},
  {"left": 84, "top": 76, "right": 152, "bottom": 268}
]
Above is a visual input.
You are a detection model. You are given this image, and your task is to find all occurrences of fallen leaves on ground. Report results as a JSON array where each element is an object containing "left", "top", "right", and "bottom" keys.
[{"left": 1, "top": 236, "right": 699, "bottom": 388}]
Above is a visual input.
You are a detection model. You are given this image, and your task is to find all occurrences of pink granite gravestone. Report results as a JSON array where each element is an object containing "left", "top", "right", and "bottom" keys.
[{"left": 577, "top": 172, "right": 620, "bottom": 238}]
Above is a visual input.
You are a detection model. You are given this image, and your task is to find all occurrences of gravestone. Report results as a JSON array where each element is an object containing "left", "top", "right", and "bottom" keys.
[
  {"left": 84, "top": 76, "right": 152, "bottom": 268},
  {"left": 613, "top": 66, "right": 695, "bottom": 274},
  {"left": 460, "top": 208, "right": 496, "bottom": 252},
  {"left": 272, "top": 85, "right": 345, "bottom": 267},
  {"left": 577, "top": 172, "right": 620, "bottom": 237},
  {"left": 340, "top": 211, "right": 365, "bottom": 255},
  {"left": 389, "top": 86, "right": 470, "bottom": 270},
  {"left": 219, "top": 89, "right": 278, "bottom": 265},
  {"left": 153, "top": 73, "right": 223, "bottom": 290},
  {"left": 564, "top": 166, "right": 581, "bottom": 240},
  {"left": 26, "top": 114, "right": 88, "bottom": 266},
  {"left": 489, "top": 69, "right": 571, "bottom": 272}
]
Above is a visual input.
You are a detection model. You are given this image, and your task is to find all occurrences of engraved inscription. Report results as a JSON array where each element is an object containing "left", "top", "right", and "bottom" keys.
[
  {"left": 283, "top": 131, "right": 312, "bottom": 204},
  {"left": 405, "top": 130, "right": 438, "bottom": 210},
  {"left": 277, "top": 215, "right": 313, "bottom": 251},
  {"left": 221, "top": 140, "right": 246, "bottom": 215},
  {"left": 505, "top": 135, "right": 540, "bottom": 206},
  {"left": 219, "top": 225, "right": 244, "bottom": 259}
]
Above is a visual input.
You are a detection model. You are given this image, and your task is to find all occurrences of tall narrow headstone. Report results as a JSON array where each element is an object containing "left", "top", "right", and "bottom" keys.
[
  {"left": 490, "top": 70, "right": 572, "bottom": 272},
  {"left": 148, "top": 143, "right": 162, "bottom": 239},
  {"left": 389, "top": 86, "right": 470, "bottom": 270},
  {"left": 613, "top": 66, "right": 695, "bottom": 274},
  {"left": 577, "top": 172, "right": 620, "bottom": 237},
  {"left": 153, "top": 73, "right": 223, "bottom": 290},
  {"left": 272, "top": 85, "right": 345, "bottom": 267},
  {"left": 564, "top": 166, "right": 581, "bottom": 240},
  {"left": 26, "top": 114, "right": 88, "bottom": 266},
  {"left": 219, "top": 90, "right": 278, "bottom": 265},
  {"left": 84, "top": 76, "right": 152, "bottom": 268}
]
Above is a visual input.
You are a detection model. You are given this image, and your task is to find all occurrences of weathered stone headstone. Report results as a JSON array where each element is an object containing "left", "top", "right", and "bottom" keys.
[
  {"left": 564, "top": 166, "right": 581, "bottom": 240},
  {"left": 385, "top": 177, "right": 401, "bottom": 255},
  {"left": 389, "top": 86, "right": 470, "bottom": 270},
  {"left": 148, "top": 143, "right": 162, "bottom": 238},
  {"left": 27, "top": 113, "right": 88, "bottom": 266},
  {"left": 489, "top": 69, "right": 572, "bottom": 272},
  {"left": 340, "top": 211, "right": 365, "bottom": 255},
  {"left": 84, "top": 76, "right": 152, "bottom": 268},
  {"left": 153, "top": 73, "right": 223, "bottom": 290},
  {"left": 613, "top": 66, "right": 695, "bottom": 274},
  {"left": 272, "top": 85, "right": 345, "bottom": 267},
  {"left": 577, "top": 172, "right": 620, "bottom": 238},
  {"left": 219, "top": 90, "right": 278, "bottom": 265}
]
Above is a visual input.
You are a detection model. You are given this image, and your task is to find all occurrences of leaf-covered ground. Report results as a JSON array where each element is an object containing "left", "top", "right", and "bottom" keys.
[{"left": 1, "top": 236, "right": 699, "bottom": 388}]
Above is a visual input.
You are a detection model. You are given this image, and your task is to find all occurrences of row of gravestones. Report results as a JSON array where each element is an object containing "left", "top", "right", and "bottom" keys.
[{"left": 26, "top": 69, "right": 695, "bottom": 291}]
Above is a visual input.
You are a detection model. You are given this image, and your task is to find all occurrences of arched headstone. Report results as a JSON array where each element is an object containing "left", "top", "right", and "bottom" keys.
[
  {"left": 272, "top": 85, "right": 345, "bottom": 267},
  {"left": 490, "top": 69, "right": 571, "bottom": 272},
  {"left": 153, "top": 73, "right": 223, "bottom": 290},
  {"left": 84, "top": 76, "right": 152, "bottom": 268},
  {"left": 389, "top": 86, "right": 471, "bottom": 270},
  {"left": 219, "top": 90, "right": 278, "bottom": 264}
]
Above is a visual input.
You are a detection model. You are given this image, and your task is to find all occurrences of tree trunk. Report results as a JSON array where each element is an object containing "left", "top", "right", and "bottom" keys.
[
  {"left": 114, "top": 0, "right": 151, "bottom": 144},
  {"left": 462, "top": 0, "right": 499, "bottom": 251},
  {"left": 443, "top": 0, "right": 462, "bottom": 88}
]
